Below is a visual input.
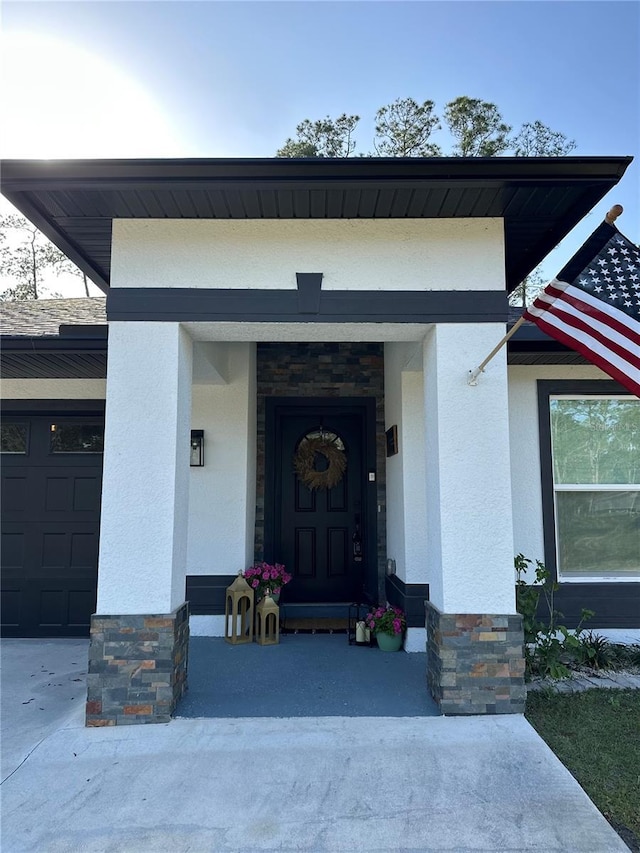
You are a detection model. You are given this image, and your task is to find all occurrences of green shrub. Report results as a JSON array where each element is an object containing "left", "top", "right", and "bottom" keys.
[
  {"left": 576, "top": 631, "right": 613, "bottom": 670},
  {"left": 515, "top": 553, "right": 594, "bottom": 680}
]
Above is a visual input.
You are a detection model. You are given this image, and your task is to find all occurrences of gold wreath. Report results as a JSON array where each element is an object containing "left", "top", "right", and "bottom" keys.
[{"left": 293, "top": 436, "right": 347, "bottom": 491}]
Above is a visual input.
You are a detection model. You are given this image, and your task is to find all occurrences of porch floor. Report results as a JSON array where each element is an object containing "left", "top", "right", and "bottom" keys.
[{"left": 175, "top": 635, "right": 439, "bottom": 718}]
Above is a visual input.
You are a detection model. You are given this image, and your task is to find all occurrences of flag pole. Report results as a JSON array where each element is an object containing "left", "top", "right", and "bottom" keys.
[
  {"left": 467, "top": 204, "right": 624, "bottom": 386},
  {"left": 605, "top": 203, "right": 624, "bottom": 225},
  {"left": 467, "top": 316, "right": 526, "bottom": 385}
]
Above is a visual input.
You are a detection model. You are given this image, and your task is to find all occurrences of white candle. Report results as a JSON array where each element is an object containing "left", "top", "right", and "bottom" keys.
[{"left": 356, "top": 620, "right": 366, "bottom": 643}]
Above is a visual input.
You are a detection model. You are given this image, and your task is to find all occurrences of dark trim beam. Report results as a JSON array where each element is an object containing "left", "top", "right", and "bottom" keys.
[
  {"left": 107, "top": 288, "right": 508, "bottom": 323},
  {"left": 186, "top": 575, "right": 235, "bottom": 615},
  {"left": 0, "top": 399, "right": 106, "bottom": 414},
  {"left": 385, "top": 574, "right": 429, "bottom": 628}
]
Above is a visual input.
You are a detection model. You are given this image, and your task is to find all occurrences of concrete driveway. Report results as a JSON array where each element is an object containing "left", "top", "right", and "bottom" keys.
[{"left": 1, "top": 639, "right": 628, "bottom": 853}]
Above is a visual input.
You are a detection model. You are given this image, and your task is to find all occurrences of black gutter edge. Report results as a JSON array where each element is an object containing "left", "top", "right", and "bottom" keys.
[
  {"left": 1, "top": 336, "right": 108, "bottom": 351},
  {"left": 1, "top": 155, "right": 633, "bottom": 186}
]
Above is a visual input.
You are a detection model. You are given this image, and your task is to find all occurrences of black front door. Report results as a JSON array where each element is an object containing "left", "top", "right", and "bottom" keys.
[{"left": 266, "top": 399, "right": 376, "bottom": 604}]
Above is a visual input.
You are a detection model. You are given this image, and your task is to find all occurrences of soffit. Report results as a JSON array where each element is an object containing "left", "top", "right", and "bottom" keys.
[{"left": 1, "top": 157, "right": 632, "bottom": 294}]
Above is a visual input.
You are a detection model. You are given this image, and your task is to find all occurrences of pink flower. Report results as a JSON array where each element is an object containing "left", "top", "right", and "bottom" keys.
[
  {"left": 251, "top": 579, "right": 259, "bottom": 588},
  {"left": 393, "top": 618, "right": 402, "bottom": 634},
  {"left": 262, "top": 571, "right": 270, "bottom": 580}
]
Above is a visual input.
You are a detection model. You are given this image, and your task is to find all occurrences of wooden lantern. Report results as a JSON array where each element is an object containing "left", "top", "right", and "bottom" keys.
[
  {"left": 224, "top": 572, "right": 254, "bottom": 645},
  {"left": 256, "top": 590, "right": 280, "bottom": 646}
]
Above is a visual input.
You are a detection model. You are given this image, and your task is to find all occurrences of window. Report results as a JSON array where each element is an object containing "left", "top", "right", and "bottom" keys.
[
  {"left": 549, "top": 396, "right": 639, "bottom": 581},
  {"left": 0, "top": 423, "right": 28, "bottom": 454},
  {"left": 49, "top": 422, "right": 104, "bottom": 453}
]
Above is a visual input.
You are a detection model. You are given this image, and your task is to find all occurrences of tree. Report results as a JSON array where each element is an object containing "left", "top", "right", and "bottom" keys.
[
  {"left": 0, "top": 212, "right": 91, "bottom": 301},
  {"left": 509, "top": 267, "right": 546, "bottom": 308},
  {"left": 277, "top": 96, "right": 576, "bottom": 160},
  {"left": 372, "top": 97, "right": 441, "bottom": 157},
  {"left": 276, "top": 113, "right": 360, "bottom": 158},
  {"left": 443, "top": 96, "right": 511, "bottom": 156},
  {"left": 512, "top": 120, "right": 576, "bottom": 157}
]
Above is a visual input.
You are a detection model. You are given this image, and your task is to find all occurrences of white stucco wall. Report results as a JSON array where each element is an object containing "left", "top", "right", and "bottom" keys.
[
  {"left": 384, "top": 342, "right": 427, "bottom": 585},
  {"left": 187, "top": 343, "right": 256, "bottom": 576},
  {"left": 508, "top": 363, "right": 608, "bottom": 577},
  {"left": 1, "top": 378, "right": 106, "bottom": 398},
  {"left": 111, "top": 218, "right": 504, "bottom": 292}
]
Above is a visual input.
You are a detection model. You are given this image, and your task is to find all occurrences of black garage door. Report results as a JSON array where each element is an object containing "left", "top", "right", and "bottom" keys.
[{"left": 1, "top": 410, "right": 104, "bottom": 637}]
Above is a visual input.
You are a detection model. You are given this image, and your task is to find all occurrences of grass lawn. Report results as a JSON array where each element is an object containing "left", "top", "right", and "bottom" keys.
[{"left": 526, "top": 689, "right": 640, "bottom": 852}]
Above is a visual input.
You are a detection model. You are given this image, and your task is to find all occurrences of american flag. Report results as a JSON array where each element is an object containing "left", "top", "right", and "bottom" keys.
[{"left": 524, "top": 220, "right": 640, "bottom": 397}]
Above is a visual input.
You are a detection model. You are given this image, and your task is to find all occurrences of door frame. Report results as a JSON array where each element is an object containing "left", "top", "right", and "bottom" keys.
[{"left": 264, "top": 396, "right": 378, "bottom": 604}]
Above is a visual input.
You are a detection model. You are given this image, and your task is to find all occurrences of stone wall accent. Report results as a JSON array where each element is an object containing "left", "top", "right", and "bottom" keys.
[
  {"left": 426, "top": 601, "right": 525, "bottom": 715},
  {"left": 256, "top": 343, "right": 386, "bottom": 594},
  {"left": 86, "top": 602, "right": 189, "bottom": 726}
]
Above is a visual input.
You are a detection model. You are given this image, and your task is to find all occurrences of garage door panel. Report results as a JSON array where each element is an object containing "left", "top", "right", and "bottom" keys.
[
  {"left": 39, "top": 588, "right": 67, "bottom": 627},
  {"left": 1, "top": 471, "right": 28, "bottom": 512},
  {"left": 68, "top": 588, "right": 95, "bottom": 627},
  {"left": 73, "top": 477, "right": 101, "bottom": 512},
  {"left": 42, "top": 532, "right": 69, "bottom": 569},
  {"left": 42, "top": 469, "right": 102, "bottom": 519},
  {"left": 2, "top": 577, "right": 97, "bottom": 637},
  {"left": 1, "top": 531, "right": 26, "bottom": 568},
  {"left": 1, "top": 589, "right": 22, "bottom": 628},
  {"left": 38, "top": 582, "right": 95, "bottom": 631},
  {"left": 36, "top": 526, "right": 100, "bottom": 576},
  {"left": 1, "top": 413, "right": 103, "bottom": 637},
  {"left": 3, "top": 470, "right": 101, "bottom": 522},
  {"left": 71, "top": 532, "right": 99, "bottom": 568}
]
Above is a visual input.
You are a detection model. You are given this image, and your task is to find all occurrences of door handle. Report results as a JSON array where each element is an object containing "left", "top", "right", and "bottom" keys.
[{"left": 352, "top": 514, "right": 363, "bottom": 562}]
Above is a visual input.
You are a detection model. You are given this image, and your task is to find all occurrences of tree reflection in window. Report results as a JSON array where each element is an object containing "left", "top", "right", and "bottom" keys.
[
  {"left": 0, "top": 423, "right": 28, "bottom": 454},
  {"left": 50, "top": 423, "right": 104, "bottom": 453}
]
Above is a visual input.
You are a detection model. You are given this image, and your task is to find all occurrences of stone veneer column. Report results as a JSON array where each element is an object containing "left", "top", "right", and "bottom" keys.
[
  {"left": 88, "top": 322, "right": 193, "bottom": 725},
  {"left": 86, "top": 604, "right": 189, "bottom": 725},
  {"left": 426, "top": 604, "right": 525, "bottom": 714},
  {"left": 423, "top": 325, "right": 525, "bottom": 714}
]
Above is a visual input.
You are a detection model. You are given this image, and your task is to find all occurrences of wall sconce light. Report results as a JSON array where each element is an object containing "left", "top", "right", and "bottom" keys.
[{"left": 190, "top": 430, "right": 204, "bottom": 467}]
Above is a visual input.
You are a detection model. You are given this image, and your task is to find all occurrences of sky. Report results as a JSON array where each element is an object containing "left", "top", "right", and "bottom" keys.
[{"left": 1, "top": 0, "right": 638, "bottom": 299}]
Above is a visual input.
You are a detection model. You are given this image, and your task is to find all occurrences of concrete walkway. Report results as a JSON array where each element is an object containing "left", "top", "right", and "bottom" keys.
[{"left": 1, "top": 639, "right": 629, "bottom": 853}]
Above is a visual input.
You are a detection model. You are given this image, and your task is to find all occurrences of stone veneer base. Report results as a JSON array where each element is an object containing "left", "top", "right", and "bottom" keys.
[
  {"left": 86, "top": 602, "right": 189, "bottom": 726},
  {"left": 426, "top": 601, "right": 525, "bottom": 715}
]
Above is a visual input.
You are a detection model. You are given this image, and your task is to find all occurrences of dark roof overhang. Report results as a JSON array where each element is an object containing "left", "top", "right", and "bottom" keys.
[
  {"left": 1, "top": 328, "right": 108, "bottom": 379},
  {"left": 0, "top": 156, "right": 632, "bottom": 293}
]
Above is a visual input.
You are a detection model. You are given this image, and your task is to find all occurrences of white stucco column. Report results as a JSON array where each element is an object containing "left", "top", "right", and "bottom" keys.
[
  {"left": 423, "top": 324, "right": 516, "bottom": 615},
  {"left": 97, "top": 321, "right": 193, "bottom": 615}
]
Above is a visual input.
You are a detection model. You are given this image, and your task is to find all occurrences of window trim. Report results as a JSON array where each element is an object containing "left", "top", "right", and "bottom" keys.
[{"left": 538, "top": 380, "right": 639, "bottom": 584}]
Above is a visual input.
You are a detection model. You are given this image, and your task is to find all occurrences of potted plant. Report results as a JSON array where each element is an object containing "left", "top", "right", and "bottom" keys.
[
  {"left": 365, "top": 605, "right": 406, "bottom": 652},
  {"left": 244, "top": 562, "right": 292, "bottom": 602}
]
